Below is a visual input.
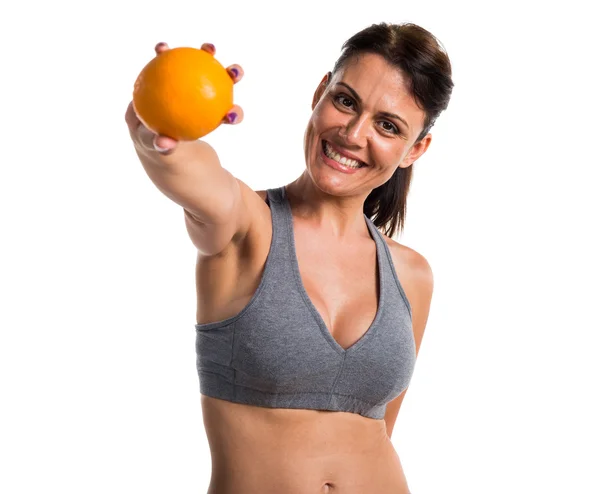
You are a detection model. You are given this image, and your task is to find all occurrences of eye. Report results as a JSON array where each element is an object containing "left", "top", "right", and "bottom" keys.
[
  {"left": 333, "top": 93, "right": 355, "bottom": 109},
  {"left": 378, "top": 121, "right": 399, "bottom": 134}
]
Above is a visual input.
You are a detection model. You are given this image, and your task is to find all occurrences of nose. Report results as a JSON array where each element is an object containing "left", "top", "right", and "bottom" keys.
[{"left": 339, "top": 115, "right": 371, "bottom": 146}]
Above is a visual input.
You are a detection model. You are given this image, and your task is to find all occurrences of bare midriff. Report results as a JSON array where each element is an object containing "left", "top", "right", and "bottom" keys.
[{"left": 201, "top": 395, "right": 410, "bottom": 494}]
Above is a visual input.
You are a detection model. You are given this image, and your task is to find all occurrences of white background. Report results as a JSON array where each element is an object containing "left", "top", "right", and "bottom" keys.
[{"left": 1, "top": 0, "right": 598, "bottom": 493}]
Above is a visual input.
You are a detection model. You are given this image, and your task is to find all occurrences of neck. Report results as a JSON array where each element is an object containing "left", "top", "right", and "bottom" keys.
[{"left": 285, "top": 173, "right": 371, "bottom": 239}]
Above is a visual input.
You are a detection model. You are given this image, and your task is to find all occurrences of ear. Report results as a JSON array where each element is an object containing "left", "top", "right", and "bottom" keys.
[
  {"left": 399, "top": 133, "right": 433, "bottom": 169},
  {"left": 312, "top": 71, "right": 332, "bottom": 110}
]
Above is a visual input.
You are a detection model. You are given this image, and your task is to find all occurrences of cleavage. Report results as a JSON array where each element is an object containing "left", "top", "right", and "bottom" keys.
[{"left": 294, "top": 227, "right": 380, "bottom": 351}]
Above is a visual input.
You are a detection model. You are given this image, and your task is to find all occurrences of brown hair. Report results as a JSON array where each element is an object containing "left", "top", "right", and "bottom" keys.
[{"left": 332, "top": 22, "right": 454, "bottom": 237}]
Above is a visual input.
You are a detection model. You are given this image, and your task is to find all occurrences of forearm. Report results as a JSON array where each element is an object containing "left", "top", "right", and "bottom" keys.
[{"left": 133, "top": 138, "right": 237, "bottom": 224}]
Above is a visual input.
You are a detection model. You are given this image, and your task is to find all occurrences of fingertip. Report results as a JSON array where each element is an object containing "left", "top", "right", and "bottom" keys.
[
  {"left": 201, "top": 43, "right": 216, "bottom": 56},
  {"left": 226, "top": 64, "right": 244, "bottom": 83},
  {"left": 223, "top": 105, "right": 244, "bottom": 125},
  {"left": 153, "top": 135, "right": 177, "bottom": 154},
  {"left": 155, "top": 42, "right": 169, "bottom": 54}
]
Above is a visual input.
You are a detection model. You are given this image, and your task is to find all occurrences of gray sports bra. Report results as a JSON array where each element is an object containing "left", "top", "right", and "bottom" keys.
[{"left": 195, "top": 185, "right": 416, "bottom": 419}]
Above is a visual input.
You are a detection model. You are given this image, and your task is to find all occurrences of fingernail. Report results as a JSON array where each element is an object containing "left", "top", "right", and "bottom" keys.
[
  {"left": 229, "top": 67, "right": 239, "bottom": 78},
  {"left": 153, "top": 142, "right": 170, "bottom": 153},
  {"left": 227, "top": 112, "right": 238, "bottom": 124}
]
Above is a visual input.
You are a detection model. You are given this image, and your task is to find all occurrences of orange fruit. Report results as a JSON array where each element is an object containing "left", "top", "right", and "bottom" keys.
[{"left": 132, "top": 47, "right": 234, "bottom": 140}]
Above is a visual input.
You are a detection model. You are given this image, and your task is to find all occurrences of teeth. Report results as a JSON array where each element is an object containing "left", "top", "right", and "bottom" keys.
[{"left": 324, "top": 142, "right": 362, "bottom": 168}]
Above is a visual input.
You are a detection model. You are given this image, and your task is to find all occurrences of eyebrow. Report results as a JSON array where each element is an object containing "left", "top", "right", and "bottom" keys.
[{"left": 335, "top": 82, "right": 411, "bottom": 131}]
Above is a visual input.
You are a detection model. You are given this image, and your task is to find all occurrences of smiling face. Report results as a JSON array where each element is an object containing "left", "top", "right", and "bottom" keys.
[{"left": 303, "top": 52, "right": 432, "bottom": 196}]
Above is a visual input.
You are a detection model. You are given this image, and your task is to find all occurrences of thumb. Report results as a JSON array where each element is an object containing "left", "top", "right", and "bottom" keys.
[{"left": 153, "top": 134, "right": 178, "bottom": 154}]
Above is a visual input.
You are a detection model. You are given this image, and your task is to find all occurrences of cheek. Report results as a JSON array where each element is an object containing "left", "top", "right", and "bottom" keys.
[
  {"left": 304, "top": 112, "right": 323, "bottom": 155},
  {"left": 305, "top": 113, "right": 327, "bottom": 154},
  {"left": 311, "top": 99, "right": 337, "bottom": 131},
  {"left": 309, "top": 113, "right": 324, "bottom": 136},
  {"left": 371, "top": 141, "right": 407, "bottom": 169}
]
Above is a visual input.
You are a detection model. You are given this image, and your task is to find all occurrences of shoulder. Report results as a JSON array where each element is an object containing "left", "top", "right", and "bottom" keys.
[
  {"left": 381, "top": 234, "right": 434, "bottom": 355},
  {"left": 383, "top": 235, "right": 434, "bottom": 293},
  {"left": 255, "top": 189, "right": 268, "bottom": 202}
]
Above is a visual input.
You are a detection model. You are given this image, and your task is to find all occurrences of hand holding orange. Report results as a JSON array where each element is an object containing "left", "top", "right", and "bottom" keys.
[{"left": 128, "top": 42, "right": 244, "bottom": 152}]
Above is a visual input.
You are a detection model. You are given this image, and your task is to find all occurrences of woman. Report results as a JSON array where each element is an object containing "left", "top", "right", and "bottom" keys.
[{"left": 126, "top": 22, "right": 453, "bottom": 494}]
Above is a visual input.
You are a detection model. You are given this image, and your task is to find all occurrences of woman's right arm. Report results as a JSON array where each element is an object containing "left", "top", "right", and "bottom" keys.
[{"left": 125, "top": 42, "right": 250, "bottom": 256}]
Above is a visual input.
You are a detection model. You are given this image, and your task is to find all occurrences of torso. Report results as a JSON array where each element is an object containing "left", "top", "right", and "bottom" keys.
[{"left": 194, "top": 184, "right": 418, "bottom": 494}]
